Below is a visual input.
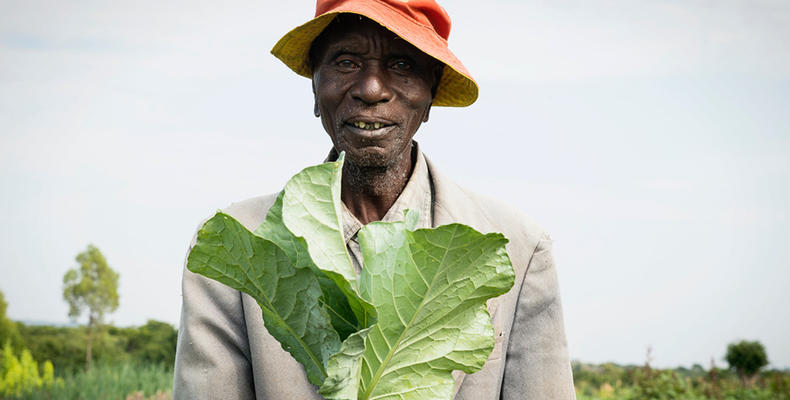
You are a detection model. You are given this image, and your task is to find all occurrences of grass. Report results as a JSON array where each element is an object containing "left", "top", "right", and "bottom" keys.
[
  {"left": 19, "top": 362, "right": 172, "bottom": 400},
  {"left": 573, "top": 362, "right": 790, "bottom": 400}
]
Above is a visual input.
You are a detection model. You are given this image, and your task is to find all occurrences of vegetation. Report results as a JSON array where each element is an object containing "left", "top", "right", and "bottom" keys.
[
  {"left": 2, "top": 287, "right": 176, "bottom": 399},
  {"left": 2, "top": 297, "right": 789, "bottom": 400},
  {"left": 4, "top": 244, "right": 789, "bottom": 400},
  {"left": 0, "top": 291, "right": 22, "bottom": 351},
  {"left": 2, "top": 321, "right": 176, "bottom": 400},
  {"left": 17, "top": 320, "right": 177, "bottom": 374},
  {"left": 188, "top": 156, "right": 515, "bottom": 400},
  {"left": 19, "top": 361, "right": 172, "bottom": 400},
  {"left": 0, "top": 342, "right": 59, "bottom": 398},
  {"left": 63, "top": 244, "right": 120, "bottom": 372},
  {"left": 573, "top": 345, "right": 790, "bottom": 400},
  {"left": 2, "top": 240, "right": 178, "bottom": 400},
  {"left": 726, "top": 340, "right": 769, "bottom": 386}
]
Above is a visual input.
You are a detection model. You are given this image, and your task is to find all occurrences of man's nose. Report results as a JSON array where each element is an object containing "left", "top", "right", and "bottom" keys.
[{"left": 351, "top": 64, "right": 393, "bottom": 105}]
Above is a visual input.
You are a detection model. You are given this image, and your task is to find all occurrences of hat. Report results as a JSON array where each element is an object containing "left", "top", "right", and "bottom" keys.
[{"left": 271, "top": 0, "right": 478, "bottom": 107}]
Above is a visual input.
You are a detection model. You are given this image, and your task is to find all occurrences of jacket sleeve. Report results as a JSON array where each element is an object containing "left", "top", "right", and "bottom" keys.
[
  {"left": 501, "top": 234, "right": 576, "bottom": 399},
  {"left": 172, "top": 238, "right": 256, "bottom": 399}
]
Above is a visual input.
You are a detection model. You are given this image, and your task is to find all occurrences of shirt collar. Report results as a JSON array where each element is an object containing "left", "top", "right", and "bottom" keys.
[{"left": 327, "top": 143, "right": 433, "bottom": 243}]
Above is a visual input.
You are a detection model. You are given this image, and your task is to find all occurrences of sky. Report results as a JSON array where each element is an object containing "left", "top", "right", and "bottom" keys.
[{"left": 1, "top": 0, "right": 789, "bottom": 369}]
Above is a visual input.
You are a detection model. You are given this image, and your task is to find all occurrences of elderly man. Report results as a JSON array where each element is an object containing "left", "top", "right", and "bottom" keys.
[{"left": 173, "top": 0, "right": 575, "bottom": 399}]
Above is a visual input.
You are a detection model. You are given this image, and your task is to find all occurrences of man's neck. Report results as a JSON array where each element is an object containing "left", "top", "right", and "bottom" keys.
[{"left": 340, "top": 148, "right": 415, "bottom": 225}]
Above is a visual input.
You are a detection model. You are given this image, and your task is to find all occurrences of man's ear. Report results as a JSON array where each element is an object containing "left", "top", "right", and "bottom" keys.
[
  {"left": 430, "top": 63, "right": 444, "bottom": 99},
  {"left": 312, "top": 80, "right": 320, "bottom": 117},
  {"left": 423, "top": 64, "right": 443, "bottom": 123}
]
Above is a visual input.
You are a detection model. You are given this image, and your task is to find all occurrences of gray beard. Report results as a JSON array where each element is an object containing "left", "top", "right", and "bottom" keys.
[
  {"left": 343, "top": 161, "right": 410, "bottom": 198},
  {"left": 335, "top": 142, "right": 416, "bottom": 198}
]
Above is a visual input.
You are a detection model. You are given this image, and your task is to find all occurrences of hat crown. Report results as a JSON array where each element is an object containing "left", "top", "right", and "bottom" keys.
[{"left": 315, "top": 0, "right": 451, "bottom": 40}]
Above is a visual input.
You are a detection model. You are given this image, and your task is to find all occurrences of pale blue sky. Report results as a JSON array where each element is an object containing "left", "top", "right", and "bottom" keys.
[{"left": 1, "top": 0, "right": 789, "bottom": 368}]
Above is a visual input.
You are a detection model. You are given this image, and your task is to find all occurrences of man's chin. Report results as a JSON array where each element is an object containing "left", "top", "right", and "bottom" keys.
[
  {"left": 333, "top": 140, "right": 413, "bottom": 170},
  {"left": 341, "top": 150, "right": 393, "bottom": 169}
]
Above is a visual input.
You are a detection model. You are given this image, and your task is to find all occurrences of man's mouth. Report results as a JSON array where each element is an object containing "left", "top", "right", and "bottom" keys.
[{"left": 346, "top": 120, "right": 394, "bottom": 131}]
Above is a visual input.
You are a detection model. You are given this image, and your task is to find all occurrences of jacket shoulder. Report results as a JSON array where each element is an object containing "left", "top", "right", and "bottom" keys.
[
  {"left": 425, "top": 155, "right": 547, "bottom": 250},
  {"left": 221, "top": 193, "right": 280, "bottom": 231},
  {"left": 462, "top": 189, "right": 547, "bottom": 241}
]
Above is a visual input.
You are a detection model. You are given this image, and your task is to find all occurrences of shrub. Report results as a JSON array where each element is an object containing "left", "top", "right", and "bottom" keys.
[
  {"left": 19, "top": 320, "right": 178, "bottom": 373},
  {"left": 26, "top": 361, "right": 172, "bottom": 400},
  {"left": 0, "top": 342, "right": 58, "bottom": 397},
  {"left": 726, "top": 340, "right": 769, "bottom": 386}
]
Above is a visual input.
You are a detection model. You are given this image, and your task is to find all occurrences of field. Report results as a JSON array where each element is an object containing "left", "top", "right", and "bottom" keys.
[
  {"left": 0, "top": 319, "right": 176, "bottom": 400},
  {"left": 4, "top": 357, "right": 790, "bottom": 399},
  {"left": 2, "top": 315, "right": 788, "bottom": 399},
  {"left": 10, "top": 362, "right": 173, "bottom": 400},
  {"left": 573, "top": 361, "right": 790, "bottom": 400}
]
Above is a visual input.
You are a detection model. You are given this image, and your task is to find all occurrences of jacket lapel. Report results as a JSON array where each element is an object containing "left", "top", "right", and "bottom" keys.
[{"left": 427, "top": 156, "right": 492, "bottom": 231}]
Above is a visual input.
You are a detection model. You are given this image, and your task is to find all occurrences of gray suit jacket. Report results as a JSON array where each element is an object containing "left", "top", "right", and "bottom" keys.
[{"left": 173, "top": 157, "right": 575, "bottom": 399}]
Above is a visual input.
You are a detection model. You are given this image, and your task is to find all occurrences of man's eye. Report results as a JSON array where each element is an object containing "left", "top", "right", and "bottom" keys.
[
  {"left": 392, "top": 60, "right": 412, "bottom": 71},
  {"left": 336, "top": 59, "right": 357, "bottom": 68}
]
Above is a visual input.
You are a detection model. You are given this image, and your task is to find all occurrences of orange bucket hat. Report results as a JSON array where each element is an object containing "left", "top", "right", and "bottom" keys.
[{"left": 271, "top": 0, "right": 478, "bottom": 107}]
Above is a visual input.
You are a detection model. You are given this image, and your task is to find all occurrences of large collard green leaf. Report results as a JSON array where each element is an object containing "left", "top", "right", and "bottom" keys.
[
  {"left": 189, "top": 154, "right": 514, "bottom": 400},
  {"left": 318, "top": 327, "right": 373, "bottom": 399},
  {"left": 255, "top": 191, "right": 360, "bottom": 340},
  {"left": 281, "top": 155, "right": 354, "bottom": 282},
  {"left": 320, "top": 215, "right": 515, "bottom": 400},
  {"left": 276, "top": 154, "right": 376, "bottom": 328},
  {"left": 187, "top": 212, "right": 340, "bottom": 386}
]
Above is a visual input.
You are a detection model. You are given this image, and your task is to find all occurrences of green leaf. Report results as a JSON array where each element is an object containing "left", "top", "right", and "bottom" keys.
[
  {"left": 319, "top": 327, "right": 373, "bottom": 399},
  {"left": 322, "top": 220, "right": 515, "bottom": 400},
  {"left": 255, "top": 191, "right": 360, "bottom": 340},
  {"left": 187, "top": 212, "right": 340, "bottom": 385},
  {"left": 188, "top": 154, "right": 514, "bottom": 399},
  {"left": 281, "top": 154, "right": 355, "bottom": 283},
  {"left": 275, "top": 154, "right": 376, "bottom": 329}
]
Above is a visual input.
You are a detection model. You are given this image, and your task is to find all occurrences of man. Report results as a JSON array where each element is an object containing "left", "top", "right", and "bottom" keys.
[{"left": 174, "top": 0, "right": 575, "bottom": 398}]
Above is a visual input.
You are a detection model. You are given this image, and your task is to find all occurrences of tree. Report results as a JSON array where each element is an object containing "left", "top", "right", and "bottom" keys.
[
  {"left": 0, "top": 290, "right": 22, "bottom": 350},
  {"left": 62, "top": 244, "right": 119, "bottom": 372},
  {"left": 725, "top": 340, "right": 768, "bottom": 386},
  {"left": 124, "top": 320, "right": 178, "bottom": 366}
]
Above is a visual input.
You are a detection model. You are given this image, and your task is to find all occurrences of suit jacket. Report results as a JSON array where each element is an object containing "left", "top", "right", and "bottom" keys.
[{"left": 173, "top": 156, "right": 575, "bottom": 399}]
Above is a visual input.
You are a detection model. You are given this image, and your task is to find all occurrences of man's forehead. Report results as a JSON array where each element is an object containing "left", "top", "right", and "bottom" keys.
[
  {"left": 322, "top": 19, "right": 398, "bottom": 45},
  {"left": 323, "top": 32, "right": 408, "bottom": 53}
]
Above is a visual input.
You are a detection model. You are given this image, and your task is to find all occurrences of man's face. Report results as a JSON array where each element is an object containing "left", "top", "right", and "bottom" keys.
[{"left": 311, "top": 17, "right": 441, "bottom": 168}]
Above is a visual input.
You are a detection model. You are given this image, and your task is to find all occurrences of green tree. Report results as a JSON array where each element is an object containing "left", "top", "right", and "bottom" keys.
[
  {"left": 63, "top": 244, "right": 120, "bottom": 372},
  {"left": 124, "top": 320, "right": 178, "bottom": 366},
  {"left": 0, "top": 290, "right": 22, "bottom": 350},
  {"left": 725, "top": 340, "right": 769, "bottom": 386}
]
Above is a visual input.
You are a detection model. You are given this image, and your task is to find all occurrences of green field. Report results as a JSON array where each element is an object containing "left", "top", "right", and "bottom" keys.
[
  {"left": 1, "top": 316, "right": 176, "bottom": 400},
  {"left": 4, "top": 349, "right": 790, "bottom": 399},
  {"left": 573, "top": 361, "right": 790, "bottom": 400},
  {"left": 11, "top": 362, "right": 173, "bottom": 400},
  {"left": 2, "top": 297, "right": 788, "bottom": 400},
  {"left": 7, "top": 359, "right": 790, "bottom": 400}
]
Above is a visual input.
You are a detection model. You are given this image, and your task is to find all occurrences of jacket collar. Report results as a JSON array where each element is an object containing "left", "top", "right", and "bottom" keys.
[{"left": 425, "top": 154, "right": 496, "bottom": 234}]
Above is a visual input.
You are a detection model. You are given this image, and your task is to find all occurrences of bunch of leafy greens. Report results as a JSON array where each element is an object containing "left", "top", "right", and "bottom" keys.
[{"left": 187, "top": 155, "right": 515, "bottom": 400}]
